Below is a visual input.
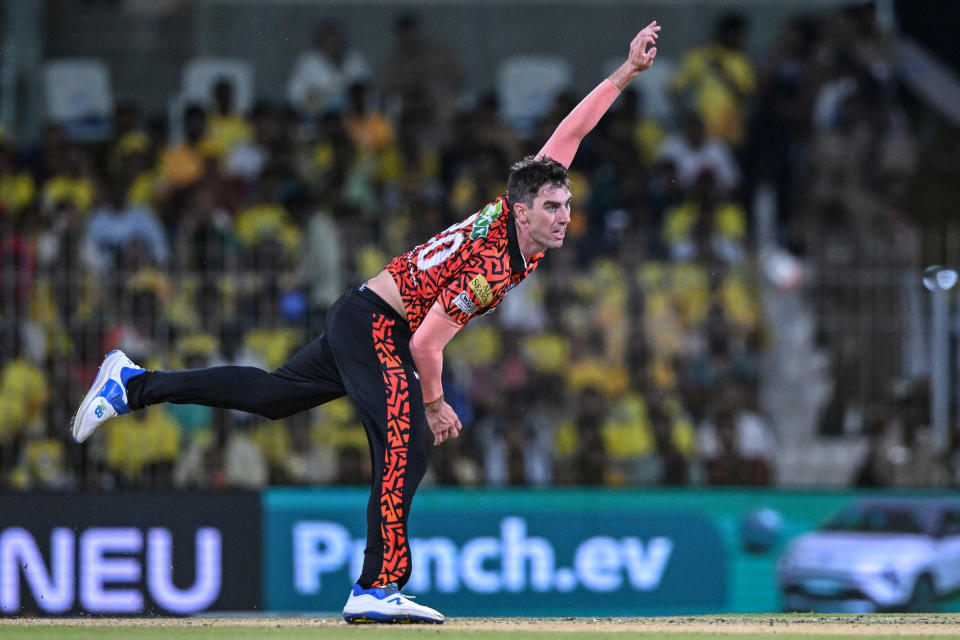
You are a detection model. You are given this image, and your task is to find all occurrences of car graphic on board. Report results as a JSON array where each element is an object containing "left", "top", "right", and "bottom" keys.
[{"left": 777, "top": 498, "right": 960, "bottom": 613}]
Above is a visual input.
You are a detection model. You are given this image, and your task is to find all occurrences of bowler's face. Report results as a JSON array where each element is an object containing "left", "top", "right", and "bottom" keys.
[{"left": 524, "top": 183, "right": 572, "bottom": 252}]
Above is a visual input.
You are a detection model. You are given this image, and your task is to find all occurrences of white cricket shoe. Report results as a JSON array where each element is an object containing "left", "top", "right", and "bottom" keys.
[
  {"left": 342, "top": 583, "right": 444, "bottom": 624},
  {"left": 71, "top": 349, "right": 144, "bottom": 443}
]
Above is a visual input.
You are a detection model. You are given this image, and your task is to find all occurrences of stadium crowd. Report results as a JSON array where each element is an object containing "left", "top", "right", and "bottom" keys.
[{"left": 0, "top": 6, "right": 946, "bottom": 490}]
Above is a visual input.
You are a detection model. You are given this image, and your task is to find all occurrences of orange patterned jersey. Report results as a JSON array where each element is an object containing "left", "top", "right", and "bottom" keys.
[{"left": 386, "top": 195, "right": 543, "bottom": 332}]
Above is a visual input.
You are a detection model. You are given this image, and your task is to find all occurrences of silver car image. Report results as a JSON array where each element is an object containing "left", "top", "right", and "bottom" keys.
[{"left": 778, "top": 498, "right": 960, "bottom": 612}]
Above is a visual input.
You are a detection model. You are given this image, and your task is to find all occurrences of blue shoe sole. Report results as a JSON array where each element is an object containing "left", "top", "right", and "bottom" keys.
[{"left": 343, "top": 612, "right": 443, "bottom": 624}]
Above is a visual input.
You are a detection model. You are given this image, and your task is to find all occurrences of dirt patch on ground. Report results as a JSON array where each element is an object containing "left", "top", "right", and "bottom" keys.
[
  {"left": 440, "top": 616, "right": 960, "bottom": 635},
  {"left": 3, "top": 615, "right": 960, "bottom": 634}
]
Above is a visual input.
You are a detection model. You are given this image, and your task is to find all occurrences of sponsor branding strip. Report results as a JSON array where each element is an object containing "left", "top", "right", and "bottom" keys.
[
  {"left": 470, "top": 203, "right": 502, "bottom": 240},
  {"left": 469, "top": 275, "right": 493, "bottom": 307},
  {"left": 453, "top": 291, "right": 478, "bottom": 315}
]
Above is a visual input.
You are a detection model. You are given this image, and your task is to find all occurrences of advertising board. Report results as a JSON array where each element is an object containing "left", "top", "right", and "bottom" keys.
[
  {"left": 263, "top": 489, "right": 726, "bottom": 615},
  {"left": 0, "top": 492, "right": 261, "bottom": 615}
]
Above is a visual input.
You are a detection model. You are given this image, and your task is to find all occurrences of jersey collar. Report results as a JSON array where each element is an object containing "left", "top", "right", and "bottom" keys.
[{"left": 504, "top": 196, "right": 528, "bottom": 274}]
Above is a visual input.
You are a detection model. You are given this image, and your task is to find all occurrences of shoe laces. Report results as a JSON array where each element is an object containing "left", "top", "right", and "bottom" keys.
[{"left": 383, "top": 582, "right": 415, "bottom": 599}]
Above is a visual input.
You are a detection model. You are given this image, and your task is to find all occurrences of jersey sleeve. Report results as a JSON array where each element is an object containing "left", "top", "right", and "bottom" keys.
[{"left": 435, "top": 249, "right": 509, "bottom": 325}]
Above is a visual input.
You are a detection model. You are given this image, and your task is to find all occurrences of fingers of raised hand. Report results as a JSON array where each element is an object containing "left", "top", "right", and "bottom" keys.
[
  {"left": 631, "top": 28, "right": 659, "bottom": 55},
  {"left": 433, "top": 419, "right": 462, "bottom": 445},
  {"left": 635, "top": 22, "right": 660, "bottom": 42}
]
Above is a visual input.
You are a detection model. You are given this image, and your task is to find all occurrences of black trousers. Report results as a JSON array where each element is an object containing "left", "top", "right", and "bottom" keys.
[{"left": 126, "top": 286, "right": 430, "bottom": 589}]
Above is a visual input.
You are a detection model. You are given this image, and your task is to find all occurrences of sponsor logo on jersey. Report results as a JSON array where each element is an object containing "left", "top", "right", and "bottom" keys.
[
  {"left": 470, "top": 202, "right": 502, "bottom": 240},
  {"left": 469, "top": 275, "right": 493, "bottom": 307},
  {"left": 453, "top": 291, "right": 478, "bottom": 315}
]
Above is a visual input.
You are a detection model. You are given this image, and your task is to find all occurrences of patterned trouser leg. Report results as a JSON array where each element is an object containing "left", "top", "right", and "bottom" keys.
[
  {"left": 315, "top": 287, "right": 429, "bottom": 590},
  {"left": 371, "top": 315, "right": 412, "bottom": 586}
]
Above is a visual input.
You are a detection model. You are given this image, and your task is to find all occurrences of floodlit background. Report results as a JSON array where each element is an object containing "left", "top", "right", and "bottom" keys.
[{"left": 2, "top": 0, "right": 960, "bottom": 618}]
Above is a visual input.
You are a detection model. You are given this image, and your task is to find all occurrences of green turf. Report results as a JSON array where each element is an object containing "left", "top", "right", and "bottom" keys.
[{"left": 0, "top": 626, "right": 955, "bottom": 640}]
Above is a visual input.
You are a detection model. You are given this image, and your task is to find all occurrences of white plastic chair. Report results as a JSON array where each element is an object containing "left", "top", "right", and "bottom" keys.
[
  {"left": 43, "top": 57, "right": 113, "bottom": 139},
  {"left": 496, "top": 55, "right": 572, "bottom": 134}
]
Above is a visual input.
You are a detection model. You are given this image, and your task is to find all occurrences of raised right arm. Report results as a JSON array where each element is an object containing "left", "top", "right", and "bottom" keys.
[{"left": 537, "top": 20, "right": 660, "bottom": 168}]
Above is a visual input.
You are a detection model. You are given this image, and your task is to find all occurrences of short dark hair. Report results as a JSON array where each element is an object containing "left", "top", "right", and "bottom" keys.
[{"left": 506, "top": 155, "right": 570, "bottom": 208}]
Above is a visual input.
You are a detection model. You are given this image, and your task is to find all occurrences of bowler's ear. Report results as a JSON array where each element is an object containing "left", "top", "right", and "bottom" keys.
[{"left": 513, "top": 201, "right": 528, "bottom": 224}]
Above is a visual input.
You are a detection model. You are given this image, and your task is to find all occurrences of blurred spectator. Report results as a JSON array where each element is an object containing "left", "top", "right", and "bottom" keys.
[
  {"left": 0, "top": 340, "right": 49, "bottom": 474},
  {"left": 807, "top": 75, "right": 915, "bottom": 221},
  {"left": 619, "top": 86, "right": 666, "bottom": 165},
  {"left": 85, "top": 181, "right": 170, "bottom": 271},
  {"left": 158, "top": 104, "right": 213, "bottom": 204},
  {"left": 644, "top": 156, "right": 683, "bottom": 224},
  {"left": 226, "top": 100, "right": 276, "bottom": 182},
  {"left": 661, "top": 168, "right": 747, "bottom": 264},
  {"left": 241, "top": 283, "right": 302, "bottom": 371},
  {"left": 103, "top": 406, "right": 180, "bottom": 488},
  {"left": 301, "top": 110, "right": 356, "bottom": 203},
  {"left": 108, "top": 101, "right": 150, "bottom": 182},
  {"left": 10, "top": 432, "right": 71, "bottom": 490},
  {"left": 0, "top": 136, "right": 36, "bottom": 219},
  {"left": 206, "top": 77, "right": 254, "bottom": 158},
  {"left": 287, "top": 20, "right": 372, "bottom": 117},
  {"left": 174, "top": 409, "right": 268, "bottom": 489},
  {"left": 34, "top": 198, "right": 90, "bottom": 322},
  {"left": 170, "top": 174, "right": 237, "bottom": 273},
  {"left": 234, "top": 167, "right": 302, "bottom": 265},
  {"left": 657, "top": 112, "right": 740, "bottom": 195},
  {"left": 116, "top": 133, "right": 159, "bottom": 208},
  {"left": 746, "top": 16, "right": 818, "bottom": 232},
  {"left": 40, "top": 143, "right": 96, "bottom": 215},
  {"left": 252, "top": 417, "right": 294, "bottom": 485},
  {"left": 284, "top": 410, "right": 339, "bottom": 485},
  {"left": 555, "top": 386, "right": 609, "bottom": 485},
  {"left": 342, "top": 81, "right": 401, "bottom": 213},
  {"left": 702, "top": 407, "right": 769, "bottom": 486},
  {"left": 810, "top": 6, "right": 893, "bottom": 131},
  {"left": 301, "top": 194, "right": 345, "bottom": 314},
  {"left": 308, "top": 398, "right": 370, "bottom": 485},
  {"left": 648, "top": 399, "right": 695, "bottom": 485},
  {"left": 377, "top": 12, "right": 464, "bottom": 137},
  {"left": 102, "top": 271, "right": 172, "bottom": 362},
  {"left": 343, "top": 81, "right": 394, "bottom": 154},
  {"left": 478, "top": 92, "right": 521, "bottom": 158},
  {"left": 856, "top": 381, "right": 950, "bottom": 488},
  {"left": 670, "top": 11, "right": 756, "bottom": 147},
  {"left": 601, "top": 389, "right": 657, "bottom": 485},
  {"left": 0, "top": 205, "right": 37, "bottom": 317},
  {"left": 476, "top": 395, "right": 553, "bottom": 486},
  {"left": 699, "top": 383, "right": 775, "bottom": 485}
]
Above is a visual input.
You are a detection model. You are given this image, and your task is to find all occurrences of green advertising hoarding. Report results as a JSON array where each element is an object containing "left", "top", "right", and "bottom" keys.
[{"left": 262, "top": 488, "right": 960, "bottom": 616}]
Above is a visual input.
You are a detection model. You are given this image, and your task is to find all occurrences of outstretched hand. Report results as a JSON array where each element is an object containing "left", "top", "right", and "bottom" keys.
[
  {"left": 628, "top": 21, "right": 660, "bottom": 72},
  {"left": 425, "top": 397, "right": 462, "bottom": 446}
]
